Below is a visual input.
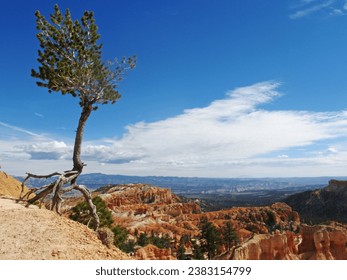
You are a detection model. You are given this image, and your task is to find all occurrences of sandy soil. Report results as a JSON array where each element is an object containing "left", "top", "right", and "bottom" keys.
[{"left": 0, "top": 197, "right": 131, "bottom": 260}]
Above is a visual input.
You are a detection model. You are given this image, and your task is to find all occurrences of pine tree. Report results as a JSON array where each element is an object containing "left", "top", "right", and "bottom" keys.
[
  {"left": 222, "top": 221, "right": 239, "bottom": 252},
  {"left": 137, "top": 232, "right": 149, "bottom": 247},
  {"left": 112, "top": 225, "right": 128, "bottom": 248},
  {"left": 23, "top": 5, "right": 136, "bottom": 229},
  {"left": 69, "top": 196, "right": 113, "bottom": 229},
  {"left": 176, "top": 244, "right": 186, "bottom": 260},
  {"left": 198, "top": 216, "right": 221, "bottom": 259}
]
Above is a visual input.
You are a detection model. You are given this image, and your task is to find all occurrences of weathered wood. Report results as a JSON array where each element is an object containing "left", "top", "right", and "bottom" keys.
[
  {"left": 21, "top": 168, "right": 100, "bottom": 229},
  {"left": 72, "top": 104, "right": 92, "bottom": 174},
  {"left": 73, "top": 184, "right": 100, "bottom": 230}
]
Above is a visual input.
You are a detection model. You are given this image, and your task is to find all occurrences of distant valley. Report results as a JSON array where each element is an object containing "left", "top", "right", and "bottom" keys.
[{"left": 16, "top": 173, "right": 344, "bottom": 210}]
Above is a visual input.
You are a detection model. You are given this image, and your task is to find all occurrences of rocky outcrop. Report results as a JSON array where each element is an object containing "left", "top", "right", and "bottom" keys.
[
  {"left": 64, "top": 183, "right": 346, "bottom": 260},
  {"left": 94, "top": 185, "right": 300, "bottom": 244},
  {"left": 190, "top": 202, "right": 300, "bottom": 238},
  {"left": 96, "top": 184, "right": 180, "bottom": 207},
  {"left": 134, "top": 244, "right": 174, "bottom": 260},
  {"left": 232, "top": 231, "right": 300, "bottom": 260},
  {"left": 299, "top": 223, "right": 347, "bottom": 260},
  {"left": 231, "top": 223, "right": 347, "bottom": 260},
  {"left": 284, "top": 179, "right": 347, "bottom": 223},
  {"left": 93, "top": 184, "right": 202, "bottom": 239}
]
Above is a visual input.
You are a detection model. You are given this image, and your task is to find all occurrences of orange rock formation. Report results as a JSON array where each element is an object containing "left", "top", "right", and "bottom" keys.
[
  {"left": 134, "top": 244, "right": 175, "bottom": 260},
  {"left": 63, "top": 183, "right": 347, "bottom": 260},
  {"left": 231, "top": 223, "right": 347, "bottom": 260},
  {"left": 298, "top": 223, "right": 347, "bottom": 260}
]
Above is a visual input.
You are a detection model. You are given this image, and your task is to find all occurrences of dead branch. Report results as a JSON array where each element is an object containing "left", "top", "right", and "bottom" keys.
[{"left": 73, "top": 184, "right": 100, "bottom": 230}]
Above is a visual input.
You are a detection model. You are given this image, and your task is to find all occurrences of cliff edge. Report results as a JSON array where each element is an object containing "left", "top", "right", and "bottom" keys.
[{"left": 284, "top": 179, "right": 347, "bottom": 224}]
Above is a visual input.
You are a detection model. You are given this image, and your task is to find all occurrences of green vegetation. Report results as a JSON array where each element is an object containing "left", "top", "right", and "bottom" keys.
[
  {"left": 176, "top": 243, "right": 186, "bottom": 260},
  {"left": 182, "top": 217, "right": 240, "bottom": 259},
  {"left": 265, "top": 210, "right": 277, "bottom": 230},
  {"left": 70, "top": 197, "right": 240, "bottom": 258},
  {"left": 70, "top": 197, "right": 172, "bottom": 253},
  {"left": 70, "top": 196, "right": 113, "bottom": 229},
  {"left": 136, "top": 231, "right": 171, "bottom": 249},
  {"left": 149, "top": 232, "right": 171, "bottom": 249},
  {"left": 137, "top": 232, "right": 149, "bottom": 247},
  {"left": 222, "top": 221, "right": 239, "bottom": 252},
  {"left": 70, "top": 196, "right": 133, "bottom": 251},
  {"left": 198, "top": 216, "right": 222, "bottom": 259},
  {"left": 112, "top": 224, "right": 128, "bottom": 248}
]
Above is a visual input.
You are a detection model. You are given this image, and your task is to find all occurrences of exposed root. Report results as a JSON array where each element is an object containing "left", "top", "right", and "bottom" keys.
[{"left": 20, "top": 170, "right": 100, "bottom": 230}]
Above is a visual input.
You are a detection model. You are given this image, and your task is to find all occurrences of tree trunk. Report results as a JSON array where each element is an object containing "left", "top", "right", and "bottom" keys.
[
  {"left": 71, "top": 103, "right": 100, "bottom": 229},
  {"left": 22, "top": 103, "right": 101, "bottom": 230},
  {"left": 73, "top": 104, "right": 93, "bottom": 173}
]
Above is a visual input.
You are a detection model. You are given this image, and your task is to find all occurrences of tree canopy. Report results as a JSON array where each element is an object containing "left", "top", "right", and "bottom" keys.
[
  {"left": 199, "top": 216, "right": 221, "bottom": 259},
  {"left": 31, "top": 4, "right": 136, "bottom": 109}
]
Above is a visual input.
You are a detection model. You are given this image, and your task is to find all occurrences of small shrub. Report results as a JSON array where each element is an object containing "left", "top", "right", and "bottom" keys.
[{"left": 70, "top": 196, "right": 113, "bottom": 229}]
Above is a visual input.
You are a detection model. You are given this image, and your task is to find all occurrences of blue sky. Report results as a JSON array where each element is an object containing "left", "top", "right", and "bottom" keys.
[{"left": 1, "top": 0, "right": 347, "bottom": 177}]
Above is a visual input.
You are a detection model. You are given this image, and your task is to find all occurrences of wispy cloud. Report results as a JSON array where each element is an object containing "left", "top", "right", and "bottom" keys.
[
  {"left": 329, "top": 0, "right": 347, "bottom": 15},
  {"left": 34, "top": 112, "right": 44, "bottom": 118},
  {"left": 289, "top": 0, "right": 347, "bottom": 19},
  {"left": 0, "top": 121, "right": 42, "bottom": 138},
  {"left": 3, "top": 81, "right": 347, "bottom": 177},
  {"left": 289, "top": 0, "right": 336, "bottom": 19},
  {"left": 0, "top": 121, "right": 70, "bottom": 168}
]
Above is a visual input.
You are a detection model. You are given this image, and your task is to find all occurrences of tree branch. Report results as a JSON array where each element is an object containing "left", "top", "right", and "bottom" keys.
[{"left": 73, "top": 184, "right": 100, "bottom": 230}]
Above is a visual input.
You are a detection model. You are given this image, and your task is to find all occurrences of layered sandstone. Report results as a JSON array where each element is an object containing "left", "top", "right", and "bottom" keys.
[
  {"left": 134, "top": 244, "right": 174, "bottom": 260},
  {"left": 96, "top": 184, "right": 180, "bottom": 207},
  {"left": 94, "top": 185, "right": 300, "bottom": 243},
  {"left": 97, "top": 184, "right": 346, "bottom": 260},
  {"left": 94, "top": 184, "right": 202, "bottom": 237},
  {"left": 232, "top": 231, "right": 300, "bottom": 260},
  {"left": 231, "top": 223, "right": 347, "bottom": 260},
  {"left": 298, "top": 223, "right": 347, "bottom": 260}
]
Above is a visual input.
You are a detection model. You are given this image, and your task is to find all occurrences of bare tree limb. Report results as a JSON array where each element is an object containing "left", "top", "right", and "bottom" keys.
[
  {"left": 73, "top": 184, "right": 100, "bottom": 230},
  {"left": 20, "top": 169, "right": 100, "bottom": 230}
]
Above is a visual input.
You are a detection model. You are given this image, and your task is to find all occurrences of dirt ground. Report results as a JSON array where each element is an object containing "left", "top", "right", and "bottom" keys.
[{"left": 0, "top": 197, "right": 131, "bottom": 260}]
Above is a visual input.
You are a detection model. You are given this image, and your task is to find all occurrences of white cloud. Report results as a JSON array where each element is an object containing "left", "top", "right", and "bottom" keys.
[
  {"left": 17, "top": 141, "right": 70, "bottom": 160},
  {"left": 327, "top": 146, "right": 338, "bottom": 153},
  {"left": 76, "top": 81, "right": 347, "bottom": 176},
  {"left": 3, "top": 81, "right": 347, "bottom": 177},
  {"left": 278, "top": 155, "right": 289, "bottom": 158}
]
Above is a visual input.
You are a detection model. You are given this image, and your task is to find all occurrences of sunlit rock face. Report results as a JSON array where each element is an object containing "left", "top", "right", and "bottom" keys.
[
  {"left": 231, "top": 223, "right": 347, "bottom": 260},
  {"left": 64, "top": 183, "right": 346, "bottom": 260},
  {"left": 232, "top": 230, "right": 300, "bottom": 260},
  {"left": 298, "top": 223, "right": 347, "bottom": 260}
]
